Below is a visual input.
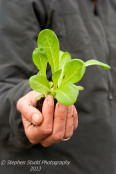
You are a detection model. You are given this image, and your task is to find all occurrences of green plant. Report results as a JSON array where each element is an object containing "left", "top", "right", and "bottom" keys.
[{"left": 29, "top": 29, "right": 111, "bottom": 106}]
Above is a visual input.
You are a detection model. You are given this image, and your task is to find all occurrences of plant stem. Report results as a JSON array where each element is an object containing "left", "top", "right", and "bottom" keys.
[{"left": 50, "top": 88, "right": 56, "bottom": 99}]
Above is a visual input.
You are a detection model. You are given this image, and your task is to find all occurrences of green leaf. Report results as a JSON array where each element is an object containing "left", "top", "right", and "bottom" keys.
[
  {"left": 52, "top": 69, "right": 62, "bottom": 89},
  {"left": 36, "top": 94, "right": 44, "bottom": 101},
  {"left": 29, "top": 75, "right": 51, "bottom": 93},
  {"left": 55, "top": 83, "right": 79, "bottom": 106},
  {"left": 59, "top": 50, "right": 64, "bottom": 62},
  {"left": 60, "top": 59, "right": 86, "bottom": 85},
  {"left": 49, "top": 81, "right": 53, "bottom": 88},
  {"left": 37, "top": 29, "right": 59, "bottom": 74},
  {"left": 32, "top": 48, "right": 47, "bottom": 77},
  {"left": 37, "top": 71, "right": 42, "bottom": 76},
  {"left": 59, "top": 52, "right": 71, "bottom": 69},
  {"left": 77, "top": 86, "right": 84, "bottom": 90},
  {"left": 58, "top": 52, "right": 71, "bottom": 86},
  {"left": 85, "top": 59, "right": 111, "bottom": 69}
]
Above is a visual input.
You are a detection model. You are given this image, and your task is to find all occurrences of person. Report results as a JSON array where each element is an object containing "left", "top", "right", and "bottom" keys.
[{"left": 0, "top": 0, "right": 115, "bottom": 173}]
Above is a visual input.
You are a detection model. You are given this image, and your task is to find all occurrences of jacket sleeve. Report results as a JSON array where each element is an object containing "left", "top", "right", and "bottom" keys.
[{"left": 0, "top": 0, "right": 48, "bottom": 151}]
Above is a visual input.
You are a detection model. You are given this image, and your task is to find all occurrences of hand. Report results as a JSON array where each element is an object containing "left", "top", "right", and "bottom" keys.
[{"left": 17, "top": 91, "right": 78, "bottom": 147}]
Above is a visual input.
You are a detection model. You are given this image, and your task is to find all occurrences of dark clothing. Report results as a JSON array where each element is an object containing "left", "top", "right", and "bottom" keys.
[{"left": 0, "top": 0, "right": 116, "bottom": 173}]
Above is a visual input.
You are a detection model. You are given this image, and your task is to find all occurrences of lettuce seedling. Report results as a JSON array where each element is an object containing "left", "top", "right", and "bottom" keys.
[{"left": 29, "top": 29, "right": 111, "bottom": 106}]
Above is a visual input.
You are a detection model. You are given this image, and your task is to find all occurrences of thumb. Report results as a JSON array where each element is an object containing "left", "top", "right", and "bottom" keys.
[{"left": 17, "top": 96, "right": 43, "bottom": 126}]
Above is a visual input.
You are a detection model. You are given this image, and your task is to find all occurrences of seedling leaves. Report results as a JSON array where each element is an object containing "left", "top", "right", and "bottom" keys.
[
  {"left": 77, "top": 86, "right": 84, "bottom": 90},
  {"left": 37, "top": 29, "right": 59, "bottom": 74},
  {"left": 85, "top": 59, "right": 111, "bottom": 69},
  {"left": 61, "top": 59, "right": 85, "bottom": 85},
  {"left": 59, "top": 52, "right": 71, "bottom": 69},
  {"left": 33, "top": 48, "right": 47, "bottom": 77},
  {"left": 59, "top": 50, "right": 64, "bottom": 62},
  {"left": 58, "top": 52, "right": 71, "bottom": 86},
  {"left": 52, "top": 69, "right": 62, "bottom": 89},
  {"left": 29, "top": 75, "right": 51, "bottom": 93},
  {"left": 55, "top": 83, "right": 79, "bottom": 106},
  {"left": 29, "top": 29, "right": 111, "bottom": 106}
]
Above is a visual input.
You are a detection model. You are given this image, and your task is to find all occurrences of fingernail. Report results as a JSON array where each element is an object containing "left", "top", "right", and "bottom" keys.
[
  {"left": 59, "top": 104, "right": 66, "bottom": 111},
  {"left": 47, "top": 96, "right": 54, "bottom": 106},
  {"left": 68, "top": 106, "right": 71, "bottom": 112},
  {"left": 32, "top": 114, "right": 41, "bottom": 125}
]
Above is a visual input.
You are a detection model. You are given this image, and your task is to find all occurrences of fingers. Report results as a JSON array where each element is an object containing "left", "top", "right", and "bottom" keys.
[
  {"left": 21, "top": 95, "right": 54, "bottom": 144},
  {"left": 40, "top": 103, "right": 68, "bottom": 147},
  {"left": 17, "top": 91, "right": 43, "bottom": 125},
  {"left": 22, "top": 115, "right": 52, "bottom": 144},
  {"left": 40, "top": 104, "right": 78, "bottom": 147},
  {"left": 72, "top": 105, "right": 78, "bottom": 130},
  {"left": 20, "top": 102, "right": 43, "bottom": 125},
  {"left": 22, "top": 91, "right": 40, "bottom": 107},
  {"left": 53, "top": 103, "right": 67, "bottom": 136},
  {"left": 41, "top": 95, "right": 54, "bottom": 130},
  {"left": 63, "top": 105, "right": 73, "bottom": 139},
  {"left": 17, "top": 90, "right": 78, "bottom": 146}
]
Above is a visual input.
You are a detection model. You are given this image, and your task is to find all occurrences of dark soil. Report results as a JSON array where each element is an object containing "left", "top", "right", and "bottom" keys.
[{"left": 36, "top": 97, "right": 57, "bottom": 112}]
